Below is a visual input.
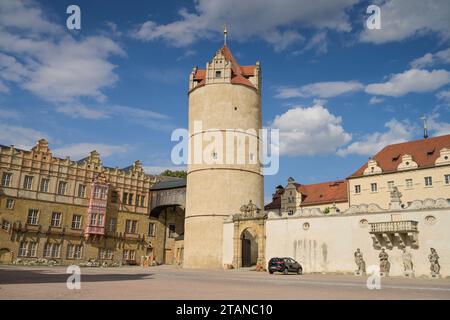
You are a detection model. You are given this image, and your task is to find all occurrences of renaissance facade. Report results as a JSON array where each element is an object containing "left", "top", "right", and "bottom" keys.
[{"left": 0, "top": 139, "right": 184, "bottom": 266}]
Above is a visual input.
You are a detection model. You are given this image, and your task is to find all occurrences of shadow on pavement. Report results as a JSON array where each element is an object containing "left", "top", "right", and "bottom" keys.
[{"left": 0, "top": 269, "right": 153, "bottom": 285}]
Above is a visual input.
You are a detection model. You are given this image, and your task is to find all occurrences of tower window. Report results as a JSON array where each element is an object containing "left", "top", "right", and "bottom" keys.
[{"left": 215, "top": 71, "right": 221, "bottom": 78}]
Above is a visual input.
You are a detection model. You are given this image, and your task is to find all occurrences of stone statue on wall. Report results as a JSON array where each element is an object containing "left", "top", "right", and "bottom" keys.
[
  {"left": 354, "top": 248, "right": 366, "bottom": 274},
  {"left": 390, "top": 186, "right": 402, "bottom": 203},
  {"left": 239, "top": 200, "right": 260, "bottom": 218},
  {"left": 379, "top": 248, "right": 390, "bottom": 274},
  {"left": 402, "top": 248, "right": 413, "bottom": 272},
  {"left": 428, "top": 248, "right": 440, "bottom": 276}
]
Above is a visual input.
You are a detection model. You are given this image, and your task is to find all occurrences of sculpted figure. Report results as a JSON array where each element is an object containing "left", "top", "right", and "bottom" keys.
[
  {"left": 379, "top": 248, "right": 390, "bottom": 273},
  {"left": 354, "top": 248, "right": 366, "bottom": 273},
  {"left": 402, "top": 248, "right": 413, "bottom": 272},
  {"left": 428, "top": 248, "right": 440, "bottom": 275}
]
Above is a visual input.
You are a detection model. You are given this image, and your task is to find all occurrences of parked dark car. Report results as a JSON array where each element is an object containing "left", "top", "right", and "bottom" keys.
[{"left": 268, "top": 257, "right": 302, "bottom": 275}]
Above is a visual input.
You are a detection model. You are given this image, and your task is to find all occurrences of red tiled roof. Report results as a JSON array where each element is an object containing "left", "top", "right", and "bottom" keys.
[
  {"left": 296, "top": 180, "right": 348, "bottom": 206},
  {"left": 264, "top": 180, "right": 348, "bottom": 210},
  {"left": 192, "top": 45, "right": 256, "bottom": 90},
  {"left": 349, "top": 134, "right": 450, "bottom": 178}
]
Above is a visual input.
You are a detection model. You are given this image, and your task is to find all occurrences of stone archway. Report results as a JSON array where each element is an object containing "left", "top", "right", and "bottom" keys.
[
  {"left": 232, "top": 216, "right": 266, "bottom": 270},
  {"left": 241, "top": 228, "right": 258, "bottom": 267},
  {"left": 0, "top": 248, "right": 12, "bottom": 264}
]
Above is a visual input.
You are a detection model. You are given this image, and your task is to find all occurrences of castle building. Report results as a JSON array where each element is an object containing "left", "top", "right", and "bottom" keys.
[
  {"left": 0, "top": 139, "right": 183, "bottom": 266},
  {"left": 265, "top": 134, "right": 450, "bottom": 214},
  {"left": 184, "top": 42, "right": 264, "bottom": 268}
]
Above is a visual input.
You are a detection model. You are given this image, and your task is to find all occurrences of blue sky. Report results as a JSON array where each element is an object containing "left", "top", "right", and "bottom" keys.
[{"left": 1, "top": 0, "right": 450, "bottom": 203}]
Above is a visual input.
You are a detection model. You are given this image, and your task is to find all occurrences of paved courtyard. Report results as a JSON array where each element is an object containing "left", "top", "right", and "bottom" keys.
[{"left": 1, "top": 265, "right": 450, "bottom": 300}]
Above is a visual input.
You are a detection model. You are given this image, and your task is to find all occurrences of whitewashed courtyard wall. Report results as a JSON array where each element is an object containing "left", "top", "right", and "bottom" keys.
[{"left": 265, "top": 206, "right": 450, "bottom": 277}]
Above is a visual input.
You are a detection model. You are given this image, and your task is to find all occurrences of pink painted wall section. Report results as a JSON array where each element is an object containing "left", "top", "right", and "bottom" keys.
[{"left": 85, "top": 182, "right": 109, "bottom": 237}]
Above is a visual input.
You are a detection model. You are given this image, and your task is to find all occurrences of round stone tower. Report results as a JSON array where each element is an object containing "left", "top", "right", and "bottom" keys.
[{"left": 183, "top": 44, "right": 264, "bottom": 268}]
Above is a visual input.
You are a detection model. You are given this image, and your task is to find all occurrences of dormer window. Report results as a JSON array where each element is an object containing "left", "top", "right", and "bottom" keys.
[
  {"left": 215, "top": 71, "right": 221, "bottom": 78},
  {"left": 427, "top": 148, "right": 435, "bottom": 156}
]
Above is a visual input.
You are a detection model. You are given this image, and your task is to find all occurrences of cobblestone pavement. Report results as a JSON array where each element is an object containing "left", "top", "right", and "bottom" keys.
[{"left": 1, "top": 265, "right": 450, "bottom": 300}]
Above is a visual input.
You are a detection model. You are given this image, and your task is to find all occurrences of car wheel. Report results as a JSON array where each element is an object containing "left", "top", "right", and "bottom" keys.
[
  {"left": 269, "top": 270, "right": 274, "bottom": 274},
  {"left": 283, "top": 268, "right": 289, "bottom": 275},
  {"left": 297, "top": 268, "right": 302, "bottom": 275}
]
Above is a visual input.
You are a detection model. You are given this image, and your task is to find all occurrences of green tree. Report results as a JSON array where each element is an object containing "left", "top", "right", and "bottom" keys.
[{"left": 160, "top": 169, "right": 187, "bottom": 178}]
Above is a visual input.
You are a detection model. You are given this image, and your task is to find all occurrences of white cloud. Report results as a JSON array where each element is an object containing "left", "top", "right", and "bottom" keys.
[
  {"left": 360, "top": 0, "right": 450, "bottom": 44},
  {"left": 270, "top": 104, "right": 351, "bottom": 156},
  {"left": 0, "top": 0, "right": 125, "bottom": 103},
  {"left": 437, "top": 89, "right": 450, "bottom": 102},
  {"left": 337, "top": 119, "right": 414, "bottom": 156},
  {"left": 0, "top": 122, "right": 49, "bottom": 149},
  {"left": 369, "top": 96, "right": 384, "bottom": 105},
  {"left": 428, "top": 114, "right": 450, "bottom": 136},
  {"left": 410, "top": 48, "right": 450, "bottom": 68},
  {"left": 276, "top": 81, "right": 363, "bottom": 99},
  {"left": 53, "top": 143, "right": 129, "bottom": 160},
  {"left": 365, "top": 69, "right": 450, "bottom": 97},
  {"left": 130, "top": 0, "right": 357, "bottom": 50}
]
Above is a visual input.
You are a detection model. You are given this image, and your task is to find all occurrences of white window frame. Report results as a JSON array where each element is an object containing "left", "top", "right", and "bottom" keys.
[
  {"left": 444, "top": 174, "right": 450, "bottom": 185},
  {"left": 405, "top": 178, "right": 413, "bottom": 189},
  {"left": 51, "top": 212, "right": 62, "bottom": 227},
  {"left": 371, "top": 183, "right": 378, "bottom": 192},
  {"left": 125, "top": 220, "right": 138, "bottom": 234},
  {"left": 425, "top": 176, "right": 433, "bottom": 187},
  {"left": 27, "top": 209, "right": 39, "bottom": 225},
  {"left": 355, "top": 185, "right": 361, "bottom": 194},
  {"left": 2, "top": 220, "right": 9, "bottom": 231},
  {"left": 6, "top": 198, "right": 14, "bottom": 209},
  {"left": 2, "top": 172, "right": 12, "bottom": 187},
  {"left": 23, "top": 175, "right": 33, "bottom": 190},
  {"left": 78, "top": 184, "right": 86, "bottom": 198},
  {"left": 57, "top": 181, "right": 67, "bottom": 195},
  {"left": 387, "top": 181, "right": 394, "bottom": 191},
  {"left": 148, "top": 222, "right": 155, "bottom": 237},
  {"left": 71, "top": 215, "right": 82, "bottom": 229},
  {"left": 40, "top": 178, "right": 50, "bottom": 192}
]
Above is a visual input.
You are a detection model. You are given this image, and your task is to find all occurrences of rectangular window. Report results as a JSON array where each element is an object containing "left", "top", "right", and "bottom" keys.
[
  {"left": 122, "top": 192, "right": 128, "bottom": 204},
  {"left": 43, "top": 243, "right": 60, "bottom": 258},
  {"left": 52, "top": 243, "right": 61, "bottom": 258},
  {"left": 215, "top": 71, "right": 221, "bottom": 78},
  {"left": 1, "top": 172, "right": 12, "bottom": 187},
  {"left": 93, "top": 186, "right": 107, "bottom": 199},
  {"left": 445, "top": 174, "right": 450, "bottom": 185},
  {"left": 125, "top": 220, "right": 138, "bottom": 234},
  {"left": 90, "top": 213, "right": 97, "bottom": 226},
  {"left": 78, "top": 184, "right": 86, "bottom": 198},
  {"left": 136, "top": 195, "right": 140, "bottom": 206},
  {"left": 140, "top": 196, "right": 145, "bottom": 207},
  {"left": 57, "top": 181, "right": 67, "bottom": 195},
  {"left": 168, "top": 224, "right": 176, "bottom": 238},
  {"left": 148, "top": 222, "right": 155, "bottom": 237},
  {"left": 97, "top": 214, "right": 104, "bottom": 226},
  {"left": 387, "top": 181, "right": 394, "bottom": 191},
  {"left": 406, "top": 179, "right": 413, "bottom": 188},
  {"left": 123, "top": 250, "right": 136, "bottom": 261},
  {"left": 23, "top": 175, "right": 33, "bottom": 190},
  {"left": 28, "top": 242, "right": 38, "bottom": 257},
  {"left": 71, "top": 215, "right": 82, "bottom": 229},
  {"left": 27, "top": 209, "right": 39, "bottom": 225},
  {"left": 108, "top": 218, "right": 116, "bottom": 232},
  {"left": 371, "top": 183, "right": 378, "bottom": 192},
  {"left": 2, "top": 220, "right": 10, "bottom": 231},
  {"left": 67, "top": 244, "right": 83, "bottom": 259},
  {"left": 6, "top": 198, "right": 14, "bottom": 209},
  {"left": 39, "top": 178, "right": 50, "bottom": 192},
  {"left": 99, "top": 249, "right": 113, "bottom": 260},
  {"left": 111, "top": 191, "right": 118, "bottom": 203},
  {"left": 355, "top": 185, "right": 361, "bottom": 194},
  {"left": 51, "top": 212, "right": 62, "bottom": 227},
  {"left": 128, "top": 193, "right": 134, "bottom": 205},
  {"left": 425, "top": 176, "right": 433, "bottom": 186},
  {"left": 19, "top": 242, "right": 28, "bottom": 257}
]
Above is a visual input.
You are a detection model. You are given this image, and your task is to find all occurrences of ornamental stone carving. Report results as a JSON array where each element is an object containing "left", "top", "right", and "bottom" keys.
[
  {"left": 429, "top": 248, "right": 440, "bottom": 277},
  {"left": 379, "top": 248, "right": 390, "bottom": 275},
  {"left": 354, "top": 248, "right": 366, "bottom": 275}
]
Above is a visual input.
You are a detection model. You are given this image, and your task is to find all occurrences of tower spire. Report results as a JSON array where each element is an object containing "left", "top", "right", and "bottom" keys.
[
  {"left": 223, "top": 23, "right": 228, "bottom": 46},
  {"left": 421, "top": 115, "right": 429, "bottom": 139}
]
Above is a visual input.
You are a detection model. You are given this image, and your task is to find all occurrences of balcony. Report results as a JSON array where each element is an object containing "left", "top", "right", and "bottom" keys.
[
  {"left": 370, "top": 221, "right": 418, "bottom": 233},
  {"left": 369, "top": 220, "right": 418, "bottom": 249}
]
